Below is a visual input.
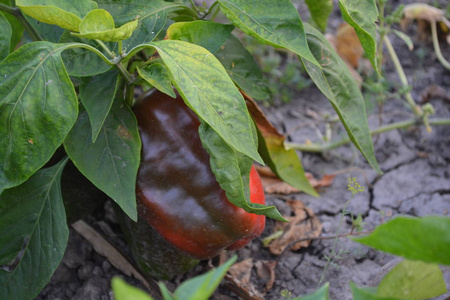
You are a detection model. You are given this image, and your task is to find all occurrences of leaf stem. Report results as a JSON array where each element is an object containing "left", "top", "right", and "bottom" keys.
[
  {"left": 0, "top": 3, "right": 42, "bottom": 41},
  {"left": 383, "top": 36, "right": 421, "bottom": 116},
  {"left": 430, "top": 20, "right": 450, "bottom": 71},
  {"left": 0, "top": 2, "right": 17, "bottom": 14},
  {"left": 94, "top": 39, "right": 135, "bottom": 85},
  {"left": 202, "top": 1, "right": 219, "bottom": 20},
  {"left": 60, "top": 43, "right": 113, "bottom": 66},
  {"left": 284, "top": 118, "right": 450, "bottom": 152}
]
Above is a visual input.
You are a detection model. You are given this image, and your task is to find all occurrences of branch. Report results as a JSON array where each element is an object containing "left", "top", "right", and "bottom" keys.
[{"left": 285, "top": 118, "right": 450, "bottom": 152}]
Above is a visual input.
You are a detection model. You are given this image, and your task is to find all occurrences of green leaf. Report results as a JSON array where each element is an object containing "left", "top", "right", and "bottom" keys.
[
  {"left": 216, "top": 34, "right": 271, "bottom": 101},
  {"left": 64, "top": 97, "right": 141, "bottom": 221},
  {"left": 216, "top": 34, "right": 270, "bottom": 100},
  {"left": 257, "top": 131, "right": 318, "bottom": 197},
  {"left": 218, "top": 0, "right": 320, "bottom": 67},
  {"left": 167, "top": 20, "right": 234, "bottom": 54},
  {"left": 0, "top": 42, "right": 78, "bottom": 192},
  {"left": 0, "top": 158, "right": 69, "bottom": 300},
  {"left": 199, "top": 122, "right": 285, "bottom": 221},
  {"left": 137, "top": 63, "right": 175, "bottom": 98},
  {"left": 59, "top": 30, "right": 112, "bottom": 77},
  {"left": 392, "top": 29, "right": 413, "bottom": 51},
  {"left": 301, "top": 23, "right": 381, "bottom": 174},
  {"left": 352, "top": 216, "right": 450, "bottom": 265},
  {"left": 339, "top": 0, "right": 379, "bottom": 74},
  {"left": 111, "top": 277, "right": 153, "bottom": 300},
  {"left": 0, "top": 0, "right": 24, "bottom": 51},
  {"left": 0, "top": 12, "right": 11, "bottom": 61},
  {"left": 122, "top": 10, "right": 166, "bottom": 52},
  {"left": 16, "top": 0, "right": 98, "bottom": 31},
  {"left": 72, "top": 9, "right": 138, "bottom": 41},
  {"left": 79, "top": 69, "right": 120, "bottom": 142},
  {"left": 166, "top": 21, "right": 270, "bottom": 100},
  {"left": 96, "top": 0, "right": 185, "bottom": 25},
  {"left": 151, "top": 40, "right": 263, "bottom": 164},
  {"left": 350, "top": 283, "right": 400, "bottom": 300},
  {"left": 378, "top": 260, "right": 446, "bottom": 300},
  {"left": 305, "top": 0, "right": 333, "bottom": 32},
  {"left": 174, "top": 256, "right": 237, "bottom": 300},
  {"left": 291, "top": 283, "right": 330, "bottom": 299},
  {"left": 24, "top": 14, "right": 64, "bottom": 42},
  {"left": 96, "top": 0, "right": 170, "bottom": 50}
]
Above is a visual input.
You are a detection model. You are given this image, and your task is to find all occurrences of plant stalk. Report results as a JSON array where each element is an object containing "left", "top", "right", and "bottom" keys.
[
  {"left": 430, "top": 20, "right": 450, "bottom": 71},
  {"left": 0, "top": 3, "right": 42, "bottom": 41},
  {"left": 0, "top": 2, "right": 17, "bottom": 14},
  {"left": 285, "top": 118, "right": 450, "bottom": 152},
  {"left": 383, "top": 36, "right": 421, "bottom": 116}
]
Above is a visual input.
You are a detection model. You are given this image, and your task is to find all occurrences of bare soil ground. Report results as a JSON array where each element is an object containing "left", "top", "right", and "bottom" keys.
[{"left": 37, "top": 1, "right": 450, "bottom": 299}]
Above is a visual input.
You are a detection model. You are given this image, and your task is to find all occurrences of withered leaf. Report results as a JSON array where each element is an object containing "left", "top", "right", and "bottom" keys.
[{"left": 268, "top": 199, "right": 322, "bottom": 255}]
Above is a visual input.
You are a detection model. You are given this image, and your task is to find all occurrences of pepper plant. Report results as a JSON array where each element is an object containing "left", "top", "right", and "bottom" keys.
[{"left": 0, "top": 0, "right": 382, "bottom": 299}]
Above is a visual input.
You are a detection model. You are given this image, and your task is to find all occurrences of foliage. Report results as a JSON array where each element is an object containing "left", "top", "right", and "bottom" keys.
[
  {"left": 1, "top": 0, "right": 444, "bottom": 299},
  {"left": 112, "top": 256, "right": 237, "bottom": 300}
]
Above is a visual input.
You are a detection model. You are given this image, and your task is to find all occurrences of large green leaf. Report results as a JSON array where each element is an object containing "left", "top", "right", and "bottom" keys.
[
  {"left": 199, "top": 122, "right": 285, "bottom": 221},
  {"left": 96, "top": 0, "right": 190, "bottom": 25},
  {"left": 378, "top": 260, "right": 446, "bottom": 299},
  {"left": 339, "top": 0, "right": 379, "bottom": 74},
  {"left": 79, "top": 69, "right": 120, "bottom": 142},
  {"left": 16, "top": 0, "right": 98, "bottom": 31},
  {"left": 73, "top": 9, "right": 138, "bottom": 41},
  {"left": 292, "top": 283, "right": 330, "bottom": 300},
  {"left": 111, "top": 277, "right": 153, "bottom": 300},
  {"left": 216, "top": 34, "right": 271, "bottom": 101},
  {"left": 0, "top": 12, "right": 11, "bottom": 61},
  {"left": 165, "top": 21, "right": 270, "bottom": 100},
  {"left": 122, "top": 10, "right": 166, "bottom": 51},
  {"left": 137, "top": 63, "right": 175, "bottom": 98},
  {"left": 151, "top": 40, "right": 263, "bottom": 164},
  {"left": 0, "top": 158, "right": 69, "bottom": 300},
  {"left": 301, "top": 23, "right": 381, "bottom": 174},
  {"left": 350, "top": 283, "right": 399, "bottom": 300},
  {"left": 218, "top": 0, "right": 320, "bottom": 67},
  {"left": 173, "top": 256, "right": 237, "bottom": 300},
  {"left": 64, "top": 98, "right": 141, "bottom": 221},
  {"left": 352, "top": 216, "right": 450, "bottom": 265},
  {"left": 23, "top": 14, "right": 65, "bottom": 42},
  {"left": 59, "top": 30, "right": 112, "bottom": 77},
  {"left": 167, "top": 20, "right": 234, "bottom": 54},
  {"left": 96, "top": 0, "right": 173, "bottom": 51},
  {"left": 305, "top": 0, "right": 333, "bottom": 32},
  {"left": 0, "top": 42, "right": 78, "bottom": 192},
  {"left": 0, "top": 0, "right": 24, "bottom": 51}
]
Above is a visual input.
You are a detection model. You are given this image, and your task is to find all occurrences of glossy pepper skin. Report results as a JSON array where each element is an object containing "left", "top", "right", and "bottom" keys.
[{"left": 133, "top": 88, "right": 266, "bottom": 260}]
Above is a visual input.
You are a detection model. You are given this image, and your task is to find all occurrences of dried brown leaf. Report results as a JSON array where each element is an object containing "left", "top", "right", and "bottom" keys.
[
  {"left": 255, "top": 260, "right": 277, "bottom": 291},
  {"left": 257, "top": 166, "right": 335, "bottom": 194},
  {"left": 226, "top": 259, "right": 264, "bottom": 300},
  {"left": 268, "top": 200, "right": 323, "bottom": 255},
  {"left": 336, "top": 23, "right": 365, "bottom": 68}
]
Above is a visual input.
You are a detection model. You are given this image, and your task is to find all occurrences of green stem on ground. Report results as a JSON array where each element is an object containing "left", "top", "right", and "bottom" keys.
[
  {"left": 317, "top": 195, "right": 355, "bottom": 286},
  {"left": 431, "top": 20, "right": 450, "bottom": 71},
  {"left": 284, "top": 118, "right": 450, "bottom": 152},
  {"left": 383, "top": 36, "right": 422, "bottom": 116}
]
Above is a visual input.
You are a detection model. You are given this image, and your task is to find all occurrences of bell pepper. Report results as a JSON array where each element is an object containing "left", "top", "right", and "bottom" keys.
[{"left": 131, "top": 88, "right": 266, "bottom": 260}]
